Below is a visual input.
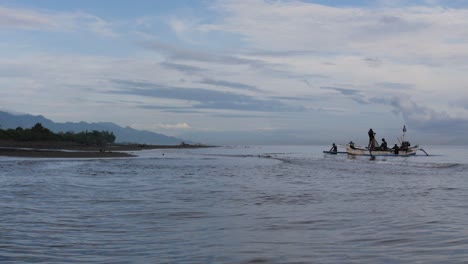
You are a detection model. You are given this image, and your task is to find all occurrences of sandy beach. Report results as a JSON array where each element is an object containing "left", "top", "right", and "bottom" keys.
[
  {"left": 0, "top": 140, "right": 211, "bottom": 158},
  {"left": 0, "top": 147, "right": 135, "bottom": 158}
]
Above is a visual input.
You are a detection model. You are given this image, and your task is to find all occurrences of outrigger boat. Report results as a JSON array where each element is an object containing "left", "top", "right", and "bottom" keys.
[
  {"left": 344, "top": 142, "right": 424, "bottom": 156},
  {"left": 331, "top": 125, "right": 429, "bottom": 157},
  {"left": 322, "top": 150, "right": 348, "bottom": 155}
]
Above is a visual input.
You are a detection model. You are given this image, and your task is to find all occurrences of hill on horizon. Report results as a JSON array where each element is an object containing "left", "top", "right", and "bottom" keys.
[{"left": 0, "top": 111, "right": 187, "bottom": 145}]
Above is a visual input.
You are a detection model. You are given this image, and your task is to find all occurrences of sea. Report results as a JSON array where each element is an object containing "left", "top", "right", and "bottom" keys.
[{"left": 1, "top": 145, "right": 467, "bottom": 263}]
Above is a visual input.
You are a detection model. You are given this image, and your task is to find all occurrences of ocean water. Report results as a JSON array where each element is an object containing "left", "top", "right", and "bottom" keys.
[{"left": 1, "top": 145, "right": 468, "bottom": 263}]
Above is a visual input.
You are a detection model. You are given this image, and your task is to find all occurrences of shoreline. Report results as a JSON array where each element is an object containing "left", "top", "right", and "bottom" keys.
[
  {"left": 0, "top": 141, "right": 213, "bottom": 158},
  {"left": 0, "top": 147, "right": 135, "bottom": 158}
]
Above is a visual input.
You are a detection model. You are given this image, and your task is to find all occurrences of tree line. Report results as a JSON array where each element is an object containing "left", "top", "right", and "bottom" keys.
[{"left": 0, "top": 123, "right": 116, "bottom": 145}]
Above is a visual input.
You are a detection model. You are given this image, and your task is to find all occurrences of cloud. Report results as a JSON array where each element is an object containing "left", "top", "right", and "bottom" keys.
[
  {"left": 364, "top": 57, "right": 383, "bottom": 67},
  {"left": 140, "top": 40, "right": 265, "bottom": 66},
  {"left": 320, "top": 86, "right": 372, "bottom": 105},
  {"left": 372, "top": 95, "right": 468, "bottom": 136},
  {"left": 108, "top": 79, "right": 303, "bottom": 112},
  {"left": 357, "top": 15, "right": 429, "bottom": 40},
  {"left": 204, "top": 0, "right": 468, "bottom": 66},
  {"left": 244, "top": 49, "right": 319, "bottom": 57},
  {"left": 320, "top": 86, "right": 361, "bottom": 96},
  {"left": 376, "top": 82, "right": 413, "bottom": 90},
  {"left": 160, "top": 62, "right": 206, "bottom": 75},
  {"left": 138, "top": 106, "right": 207, "bottom": 114},
  {"left": 166, "top": 17, "right": 189, "bottom": 37},
  {"left": 269, "top": 96, "right": 315, "bottom": 101},
  {"left": 0, "top": 6, "right": 59, "bottom": 30},
  {"left": 199, "top": 78, "right": 261, "bottom": 92},
  {"left": 156, "top": 122, "right": 191, "bottom": 129},
  {"left": 210, "top": 113, "right": 274, "bottom": 118},
  {"left": 140, "top": 40, "right": 313, "bottom": 80},
  {"left": 83, "top": 15, "right": 118, "bottom": 37},
  {"left": 0, "top": 5, "right": 116, "bottom": 37},
  {"left": 140, "top": 39, "right": 328, "bottom": 83},
  {"left": 388, "top": 96, "right": 450, "bottom": 125}
]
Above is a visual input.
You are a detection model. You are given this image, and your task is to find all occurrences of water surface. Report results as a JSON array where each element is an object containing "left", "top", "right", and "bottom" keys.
[{"left": 1, "top": 145, "right": 467, "bottom": 263}]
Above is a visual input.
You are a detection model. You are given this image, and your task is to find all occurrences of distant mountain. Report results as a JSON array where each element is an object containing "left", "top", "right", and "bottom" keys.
[{"left": 0, "top": 111, "right": 186, "bottom": 145}]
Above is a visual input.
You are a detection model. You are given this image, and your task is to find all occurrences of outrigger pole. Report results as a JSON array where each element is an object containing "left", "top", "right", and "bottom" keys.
[{"left": 419, "top": 148, "right": 429, "bottom": 156}]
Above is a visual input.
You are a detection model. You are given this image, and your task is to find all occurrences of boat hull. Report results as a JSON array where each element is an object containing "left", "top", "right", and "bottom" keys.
[
  {"left": 323, "top": 151, "right": 347, "bottom": 154},
  {"left": 346, "top": 146, "right": 417, "bottom": 156}
]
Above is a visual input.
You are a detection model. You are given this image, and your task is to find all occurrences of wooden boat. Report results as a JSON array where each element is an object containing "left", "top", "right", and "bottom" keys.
[
  {"left": 323, "top": 150, "right": 347, "bottom": 155},
  {"left": 345, "top": 145, "right": 418, "bottom": 156},
  {"left": 341, "top": 126, "right": 428, "bottom": 157}
]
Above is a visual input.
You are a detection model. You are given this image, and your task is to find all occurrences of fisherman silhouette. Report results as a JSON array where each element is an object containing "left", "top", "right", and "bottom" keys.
[
  {"left": 380, "top": 138, "right": 388, "bottom": 150},
  {"left": 392, "top": 144, "right": 400, "bottom": 154},
  {"left": 368, "top": 128, "right": 376, "bottom": 150},
  {"left": 329, "top": 143, "right": 337, "bottom": 152}
]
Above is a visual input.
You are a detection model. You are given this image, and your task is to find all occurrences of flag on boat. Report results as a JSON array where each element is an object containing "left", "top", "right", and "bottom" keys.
[{"left": 403, "top": 125, "right": 407, "bottom": 132}]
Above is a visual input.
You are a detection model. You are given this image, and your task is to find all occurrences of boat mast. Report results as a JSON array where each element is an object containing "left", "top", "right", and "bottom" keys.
[{"left": 402, "top": 125, "right": 407, "bottom": 142}]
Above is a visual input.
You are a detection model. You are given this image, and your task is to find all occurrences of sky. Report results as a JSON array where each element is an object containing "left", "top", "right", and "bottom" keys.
[{"left": 1, "top": 0, "right": 468, "bottom": 145}]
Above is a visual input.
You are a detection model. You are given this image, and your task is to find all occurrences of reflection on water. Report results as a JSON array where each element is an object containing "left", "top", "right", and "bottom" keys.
[{"left": 0, "top": 145, "right": 467, "bottom": 263}]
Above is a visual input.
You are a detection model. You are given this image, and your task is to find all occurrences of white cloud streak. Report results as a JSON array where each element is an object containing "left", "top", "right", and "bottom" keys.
[
  {"left": 0, "top": 6, "right": 60, "bottom": 30},
  {"left": 0, "top": 5, "right": 117, "bottom": 37},
  {"left": 156, "top": 122, "right": 191, "bottom": 129}
]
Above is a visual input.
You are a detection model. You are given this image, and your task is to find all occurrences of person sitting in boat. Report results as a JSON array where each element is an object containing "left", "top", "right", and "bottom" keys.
[
  {"left": 380, "top": 138, "right": 388, "bottom": 151},
  {"left": 400, "top": 141, "right": 411, "bottom": 151},
  {"left": 329, "top": 143, "right": 338, "bottom": 152},
  {"left": 368, "top": 128, "right": 376, "bottom": 150},
  {"left": 392, "top": 144, "right": 400, "bottom": 154},
  {"left": 349, "top": 141, "right": 356, "bottom": 149}
]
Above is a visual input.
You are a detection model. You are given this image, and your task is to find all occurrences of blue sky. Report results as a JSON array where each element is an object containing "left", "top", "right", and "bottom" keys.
[{"left": 1, "top": 0, "right": 468, "bottom": 145}]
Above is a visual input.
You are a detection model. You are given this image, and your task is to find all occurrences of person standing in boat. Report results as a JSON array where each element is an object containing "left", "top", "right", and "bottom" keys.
[
  {"left": 329, "top": 143, "right": 338, "bottom": 153},
  {"left": 380, "top": 138, "right": 388, "bottom": 150},
  {"left": 368, "top": 128, "right": 376, "bottom": 150},
  {"left": 392, "top": 144, "right": 400, "bottom": 154}
]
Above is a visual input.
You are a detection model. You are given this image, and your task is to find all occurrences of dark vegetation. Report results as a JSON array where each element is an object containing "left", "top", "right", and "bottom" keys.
[{"left": 0, "top": 123, "right": 116, "bottom": 145}]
